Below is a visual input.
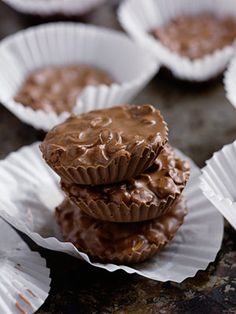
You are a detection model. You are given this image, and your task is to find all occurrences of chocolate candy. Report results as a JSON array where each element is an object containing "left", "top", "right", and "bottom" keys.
[
  {"left": 14, "top": 64, "right": 114, "bottom": 114},
  {"left": 40, "top": 104, "right": 168, "bottom": 185},
  {"left": 62, "top": 145, "right": 190, "bottom": 222},
  {"left": 152, "top": 14, "right": 236, "bottom": 59},
  {"left": 55, "top": 197, "right": 187, "bottom": 264}
]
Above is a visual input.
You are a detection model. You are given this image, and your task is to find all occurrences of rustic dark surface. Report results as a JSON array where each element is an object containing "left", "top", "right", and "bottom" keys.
[{"left": 0, "top": 1, "right": 236, "bottom": 313}]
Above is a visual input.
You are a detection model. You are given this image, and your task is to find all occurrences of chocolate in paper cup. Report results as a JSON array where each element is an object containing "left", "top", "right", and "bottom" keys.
[
  {"left": 3, "top": 0, "right": 106, "bottom": 16},
  {"left": 0, "top": 22, "right": 159, "bottom": 131},
  {"left": 55, "top": 198, "right": 187, "bottom": 264},
  {"left": 200, "top": 140, "right": 236, "bottom": 230},
  {"left": 0, "top": 218, "right": 51, "bottom": 314},
  {"left": 118, "top": 0, "right": 236, "bottom": 81},
  {"left": 0, "top": 143, "right": 223, "bottom": 283},
  {"left": 224, "top": 54, "right": 236, "bottom": 110}
]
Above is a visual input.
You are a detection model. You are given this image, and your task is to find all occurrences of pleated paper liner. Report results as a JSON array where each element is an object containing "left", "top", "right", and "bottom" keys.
[
  {"left": 0, "top": 218, "right": 51, "bottom": 314},
  {"left": 200, "top": 140, "right": 236, "bottom": 230},
  {"left": 224, "top": 54, "right": 236, "bottom": 110},
  {"left": 0, "top": 22, "right": 159, "bottom": 131},
  {"left": 55, "top": 197, "right": 187, "bottom": 264},
  {"left": 0, "top": 143, "right": 223, "bottom": 283},
  {"left": 118, "top": 0, "right": 236, "bottom": 81},
  {"left": 3, "top": 0, "right": 106, "bottom": 16}
]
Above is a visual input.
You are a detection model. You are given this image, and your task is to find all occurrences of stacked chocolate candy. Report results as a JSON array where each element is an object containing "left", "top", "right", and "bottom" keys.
[{"left": 40, "top": 104, "right": 190, "bottom": 264}]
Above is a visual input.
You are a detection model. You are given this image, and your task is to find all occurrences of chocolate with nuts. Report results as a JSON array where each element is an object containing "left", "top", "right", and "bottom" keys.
[
  {"left": 40, "top": 104, "right": 168, "bottom": 185},
  {"left": 62, "top": 145, "right": 190, "bottom": 222},
  {"left": 14, "top": 64, "right": 114, "bottom": 114},
  {"left": 152, "top": 14, "right": 236, "bottom": 59},
  {"left": 55, "top": 197, "right": 187, "bottom": 264}
]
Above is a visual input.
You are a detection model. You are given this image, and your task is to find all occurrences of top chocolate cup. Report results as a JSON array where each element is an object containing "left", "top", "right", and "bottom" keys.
[{"left": 40, "top": 104, "right": 168, "bottom": 185}]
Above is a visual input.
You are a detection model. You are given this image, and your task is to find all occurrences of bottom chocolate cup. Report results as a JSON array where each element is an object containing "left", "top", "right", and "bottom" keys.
[{"left": 55, "top": 197, "right": 187, "bottom": 264}]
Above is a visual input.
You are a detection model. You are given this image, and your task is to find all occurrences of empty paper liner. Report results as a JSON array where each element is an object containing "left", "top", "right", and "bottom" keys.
[
  {"left": 200, "top": 140, "right": 236, "bottom": 230},
  {"left": 0, "top": 218, "right": 51, "bottom": 314}
]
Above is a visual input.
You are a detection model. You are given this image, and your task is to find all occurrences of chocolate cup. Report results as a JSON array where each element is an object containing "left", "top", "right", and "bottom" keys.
[
  {"left": 40, "top": 105, "right": 169, "bottom": 185},
  {"left": 55, "top": 198, "right": 187, "bottom": 264},
  {"left": 51, "top": 144, "right": 165, "bottom": 186},
  {"left": 68, "top": 193, "right": 179, "bottom": 223},
  {"left": 61, "top": 147, "right": 189, "bottom": 222}
]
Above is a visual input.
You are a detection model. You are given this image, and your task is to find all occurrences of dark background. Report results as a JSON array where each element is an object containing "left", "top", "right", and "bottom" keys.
[{"left": 0, "top": 1, "right": 236, "bottom": 313}]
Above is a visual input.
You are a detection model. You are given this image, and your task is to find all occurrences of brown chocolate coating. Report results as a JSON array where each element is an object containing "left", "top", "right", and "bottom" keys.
[
  {"left": 40, "top": 105, "right": 168, "bottom": 169},
  {"left": 55, "top": 197, "right": 187, "bottom": 263},
  {"left": 14, "top": 64, "right": 114, "bottom": 114},
  {"left": 62, "top": 145, "right": 190, "bottom": 207},
  {"left": 152, "top": 14, "right": 236, "bottom": 59}
]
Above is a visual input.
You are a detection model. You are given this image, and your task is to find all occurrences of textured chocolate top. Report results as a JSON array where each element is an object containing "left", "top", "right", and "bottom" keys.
[
  {"left": 152, "top": 14, "right": 236, "bottom": 59},
  {"left": 14, "top": 65, "right": 114, "bottom": 114},
  {"left": 40, "top": 104, "right": 168, "bottom": 168},
  {"left": 56, "top": 197, "right": 187, "bottom": 257},
  {"left": 62, "top": 145, "right": 190, "bottom": 206}
]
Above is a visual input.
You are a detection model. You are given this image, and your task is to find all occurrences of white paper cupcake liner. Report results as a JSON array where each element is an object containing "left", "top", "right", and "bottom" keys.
[
  {"left": 0, "top": 218, "right": 51, "bottom": 314},
  {"left": 3, "top": 0, "right": 106, "bottom": 16},
  {"left": 118, "top": 0, "right": 236, "bottom": 81},
  {"left": 0, "top": 22, "right": 159, "bottom": 131},
  {"left": 0, "top": 142, "right": 223, "bottom": 283},
  {"left": 200, "top": 140, "right": 236, "bottom": 230},
  {"left": 224, "top": 54, "right": 236, "bottom": 109}
]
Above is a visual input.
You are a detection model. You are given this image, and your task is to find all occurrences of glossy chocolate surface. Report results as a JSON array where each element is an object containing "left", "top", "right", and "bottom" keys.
[
  {"left": 152, "top": 14, "right": 236, "bottom": 59},
  {"left": 40, "top": 104, "right": 168, "bottom": 168},
  {"left": 14, "top": 64, "right": 114, "bottom": 114},
  {"left": 62, "top": 145, "right": 190, "bottom": 206}
]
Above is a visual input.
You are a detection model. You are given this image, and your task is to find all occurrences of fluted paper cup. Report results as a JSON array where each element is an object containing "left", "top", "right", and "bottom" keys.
[
  {"left": 224, "top": 54, "right": 236, "bottom": 109},
  {"left": 0, "top": 22, "right": 159, "bottom": 131},
  {"left": 118, "top": 0, "right": 236, "bottom": 81},
  {"left": 2, "top": 0, "right": 106, "bottom": 16},
  {"left": 200, "top": 140, "right": 236, "bottom": 229},
  {"left": 0, "top": 218, "right": 51, "bottom": 314},
  {"left": 0, "top": 143, "right": 223, "bottom": 283}
]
